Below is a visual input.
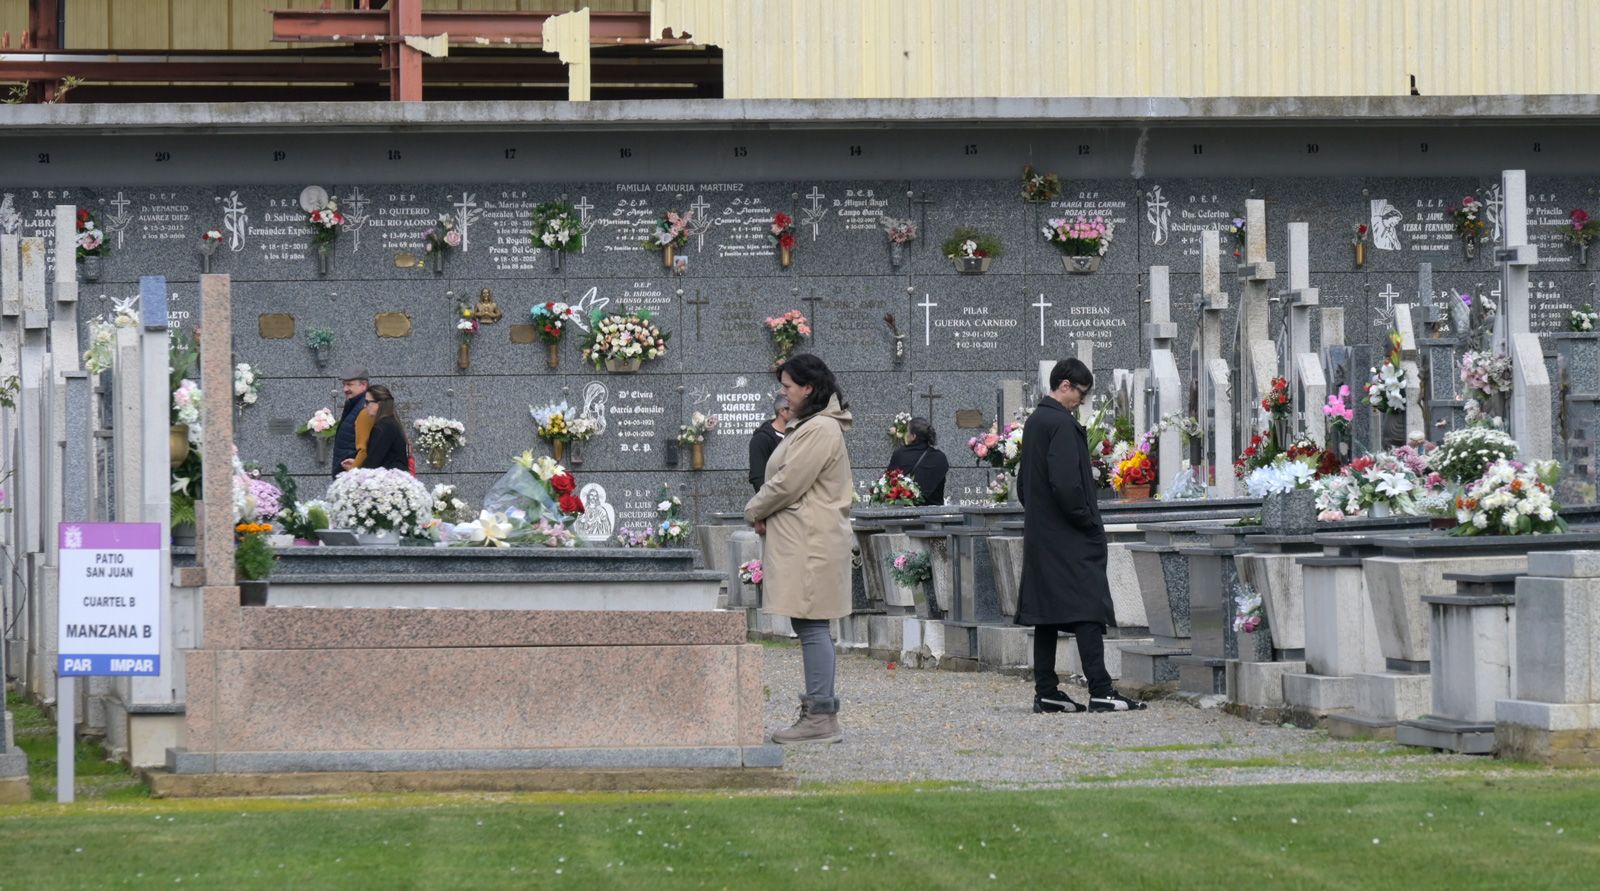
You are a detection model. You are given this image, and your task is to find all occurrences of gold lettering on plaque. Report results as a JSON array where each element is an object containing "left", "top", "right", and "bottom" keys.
[
  {"left": 258, "top": 314, "right": 296, "bottom": 339},
  {"left": 508, "top": 324, "right": 537, "bottom": 344},
  {"left": 375, "top": 312, "right": 412, "bottom": 338},
  {"left": 954, "top": 409, "right": 987, "bottom": 429}
]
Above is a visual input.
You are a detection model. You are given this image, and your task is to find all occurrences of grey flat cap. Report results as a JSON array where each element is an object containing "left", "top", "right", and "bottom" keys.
[{"left": 342, "top": 368, "right": 370, "bottom": 382}]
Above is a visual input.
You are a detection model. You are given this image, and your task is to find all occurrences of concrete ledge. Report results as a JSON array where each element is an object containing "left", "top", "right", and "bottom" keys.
[
  {"left": 1325, "top": 713, "right": 1399, "bottom": 741},
  {"left": 1495, "top": 700, "right": 1596, "bottom": 731},
  {"left": 1282, "top": 673, "right": 1355, "bottom": 713},
  {"left": 147, "top": 766, "right": 795, "bottom": 798},
  {"left": 1494, "top": 724, "right": 1600, "bottom": 766},
  {"left": 168, "top": 744, "right": 783, "bottom": 774},
  {"left": 1226, "top": 660, "right": 1305, "bottom": 710},
  {"left": 1122, "top": 644, "right": 1188, "bottom": 687},
  {"left": 1396, "top": 716, "right": 1496, "bottom": 754},
  {"left": 0, "top": 748, "right": 27, "bottom": 776},
  {"left": 1353, "top": 671, "right": 1432, "bottom": 723},
  {"left": 235, "top": 608, "right": 747, "bottom": 649}
]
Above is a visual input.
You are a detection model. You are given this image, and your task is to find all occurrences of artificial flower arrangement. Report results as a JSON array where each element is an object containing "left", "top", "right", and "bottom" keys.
[
  {"left": 443, "top": 451, "right": 586, "bottom": 549},
  {"left": 1364, "top": 329, "right": 1409, "bottom": 414},
  {"left": 1451, "top": 459, "right": 1567, "bottom": 537},
  {"left": 1352, "top": 223, "right": 1369, "bottom": 266},
  {"left": 988, "top": 471, "right": 1012, "bottom": 503},
  {"left": 456, "top": 299, "right": 480, "bottom": 369},
  {"left": 531, "top": 301, "right": 578, "bottom": 344},
  {"left": 421, "top": 213, "right": 462, "bottom": 264},
  {"left": 234, "top": 362, "right": 261, "bottom": 410},
  {"left": 1458, "top": 349, "right": 1513, "bottom": 401},
  {"left": 642, "top": 210, "right": 693, "bottom": 260},
  {"left": 1149, "top": 412, "right": 1202, "bottom": 446},
  {"left": 889, "top": 411, "right": 913, "bottom": 445},
  {"left": 1261, "top": 376, "right": 1291, "bottom": 420},
  {"left": 1450, "top": 196, "right": 1488, "bottom": 244},
  {"left": 1243, "top": 434, "right": 1338, "bottom": 498},
  {"left": 1571, "top": 304, "right": 1598, "bottom": 332},
  {"left": 325, "top": 467, "right": 434, "bottom": 538},
  {"left": 879, "top": 217, "right": 917, "bottom": 246},
  {"left": 739, "top": 559, "right": 763, "bottom": 587},
  {"left": 1312, "top": 445, "right": 1441, "bottom": 520},
  {"left": 530, "top": 401, "right": 576, "bottom": 443},
  {"left": 1043, "top": 216, "right": 1114, "bottom": 258},
  {"left": 305, "top": 327, "right": 335, "bottom": 352},
  {"left": 75, "top": 207, "right": 106, "bottom": 260},
  {"left": 200, "top": 228, "right": 224, "bottom": 251},
  {"left": 869, "top": 468, "right": 924, "bottom": 506},
  {"left": 1563, "top": 209, "right": 1599, "bottom": 251},
  {"left": 887, "top": 549, "right": 932, "bottom": 588},
  {"left": 430, "top": 483, "right": 473, "bottom": 524},
  {"left": 532, "top": 200, "right": 583, "bottom": 256},
  {"left": 766, "top": 310, "right": 811, "bottom": 366},
  {"left": 297, "top": 407, "right": 337, "bottom": 440},
  {"left": 1233, "top": 429, "right": 1275, "bottom": 480},
  {"left": 172, "top": 378, "right": 202, "bottom": 429},
  {"left": 942, "top": 227, "right": 1003, "bottom": 272},
  {"left": 1322, "top": 385, "right": 1354, "bottom": 432},
  {"left": 968, "top": 422, "right": 1023, "bottom": 471},
  {"left": 1021, "top": 165, "right": 1061, "bottom": 203},
  {"left": 580, "top": 308, "right": 669, "bottom": 372},
  {"left": 1112, "top": 448, "right": 1156, "bottom": 493},
  {"left": 1428, "top": 425, "right": 1519, "bottom": 485},
  {"left": 566, "top": 415, "right": 598, "bottom": 443},
  {"left": 768, "top": 212, "right": 797, "bottom": 266},
  {"left": 1232, "top": 584, "right": 1265, "bottom": 635},
  {"left": 82, "top": 316, "right": 116, "bottom": 375},
  {"left": 413, "top": 416, "right": 467, "bottom": 461},
  {"left": 653, "top": 487, "right": 693, "bottom": 545},
  {"left": 307, "top": 199, "right": 344, "bottom": 248},
  {"left": 676, "top": 411, "right": 719, "bottom": 445},
  {"left": 1227, "top": 216, "right": 1246, "bottom": 258},
  {"left": 1083, "top": 403, "right": 1118, "bottom": 489}
]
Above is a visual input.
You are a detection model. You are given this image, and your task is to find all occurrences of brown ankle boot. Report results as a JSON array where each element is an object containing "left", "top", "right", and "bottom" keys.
[{"left": 771, "top": 698, "right": 842, "bottom": 745}]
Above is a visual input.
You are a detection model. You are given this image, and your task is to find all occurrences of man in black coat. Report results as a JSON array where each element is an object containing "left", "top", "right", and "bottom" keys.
[
  {"left": 331, "top": 368, "right": 370, "bottom": 478},
  {"left": 747, "top": 394, "right": 791, "bottom": 492},
  {"left": 1016, "top": 359, "right": 1146, "bottom": 714}
]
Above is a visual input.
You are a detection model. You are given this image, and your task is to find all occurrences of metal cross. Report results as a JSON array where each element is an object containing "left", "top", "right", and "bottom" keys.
[
  {"left": 917, "top": 292, "right": 938, "bottom": 346},
  {"left": 801, "top": 289, "right": 825, "bottom": 342},
  {"left": 1031, "top": 291, "right": 1052, "bottom": 346},
  {"left": 920, "top": 383, "right": 944, "bottom": 421},
  {"left": 909, "top": 190, "right": 936, "bottom": 250},
  {"left": 683, "top": 289, "right": 710, "bottom": 339}
]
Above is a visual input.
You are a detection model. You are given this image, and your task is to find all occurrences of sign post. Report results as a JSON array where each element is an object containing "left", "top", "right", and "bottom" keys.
[{"left": 55, "top": 522, "right": 162, "bottom": 803}]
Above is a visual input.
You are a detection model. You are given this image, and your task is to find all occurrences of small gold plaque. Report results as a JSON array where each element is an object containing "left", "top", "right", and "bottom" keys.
[
  {"left": 394, "top": 251, "right": 420, "bottom": 268},
  {"left": 258, "top": 313, "right": 296, "bottom": 339},
  {"left": 954, "top": 409, "right": 987, "bottom": 429},
  {"left": 375, "top": 312, "right": 412, "bottom": 338},
  {"left": 509, "top": 324, "right": 537, "bottom": 344}
]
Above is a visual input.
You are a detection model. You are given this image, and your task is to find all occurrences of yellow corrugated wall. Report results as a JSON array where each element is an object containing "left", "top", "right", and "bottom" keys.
[{"left": 651, "top": 0, "right": 1600, "bottom": 98}]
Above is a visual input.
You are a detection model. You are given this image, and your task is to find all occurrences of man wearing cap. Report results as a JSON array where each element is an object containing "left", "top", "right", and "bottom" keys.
[{"left": 332, "top": 369, "right": 374, "bottom": 477}]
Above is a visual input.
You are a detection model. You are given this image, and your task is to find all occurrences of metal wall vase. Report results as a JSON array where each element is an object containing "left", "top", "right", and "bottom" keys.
[
  {"left": 80, "top": 255, "right": 101, "bottom": 282},
  {"left": 550, "top": 249, "right": 563, "bottom": 272},
  {"left": 889, "top": 241, "right": 904, "bottom": 270},
  {"left": 317, "top": 243, "right": 332, "bottom": 276},
  {"left": 430, "top": 250, "right": 443, "bottom": 275}
]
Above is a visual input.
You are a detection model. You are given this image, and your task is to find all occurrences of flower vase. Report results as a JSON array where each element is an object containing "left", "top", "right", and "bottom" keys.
[
  {"left": 954, "top": 256, "right": 991, "bottom": 274},
  {"left": 1062, "top": 255, "right": 1101, "bottom": 274},
  {"left": 1380, "top": 411, "right": 1406, "bottom": 449},
  {"left": 1370, "top": 501, "right": 1393, "bottom": 519},
  {"left": 316, "top": 243, "right": 332, "bottom": 276},
  {"left": 200, "top": 251, "right": 214, "bottom": 274},
  {"left": 313, "top": 435, "right": 331, "bottom": 467},
  {"left": 428, "top": 446, "right": 448, "bottom": 470},
  {"left": 662, "top": 244, "right": 675, "bottom": 268},
  {"left": 691, "top": 441, "right": 705, "bottom": 471},
  {"left": 1482, "top": 390, "right": 1508, "bottom": 421},
  {"left": 312, "top": 345, "right": 330, "bottom": 369},
  {"left": 605, "top": 357, "right": 642, "bottom": 374},
  {"left": 893, "top": 335, "right": 906, "bottom": 364},
  {"left": 1463, "top": 238, "right": 1478, "bottom": 261},
  {"left": 779, "top": 245, "right": 792, "bottom": 269},
  {"left": 1579, "top": 243, "right": 1589, "bottom": 267},
  {"left": 1354, "top": 242, "right": 1366, "bottom": 268},
  {"left": 552, "top": 439, "right": 566, "bottom": 463},
  {"left": 81, "top": 255, "right": 102, "bottom": 282},
  {"left": 1121, "top": 483, "right": 1152, "bottom": 501},
  {"left": 546, "top": 343, "right": 560, "bottom": 369},
  {"left": 169, "top": 424, "right": 190, "bottom": 467},
  {"left": 569, "top": 440, "right": 584, "bottom": 467},
  {"left": 457, "top": 341, "right": 470, "bottom": 371},
  {"left": 430, "top": 250, "right": 443, "bottom": 275},
  {"left": 238, "top": 581, "right": 269, "bottom": 607},
  {"left": 355, "top": 530, "right": 400, "bottom": 547},
  {"left": 551, "top": 249, "right": 563, "bottom": 272},
  {"left": 889, "top": 241, "right": 905, "bottom": 270},
  {"left": 1263, "top": 489, "right": 1318, "bottom": 534}
]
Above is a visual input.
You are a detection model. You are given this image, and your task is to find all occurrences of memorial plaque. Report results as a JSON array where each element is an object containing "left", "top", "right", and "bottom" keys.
[
  {"left": 258, "top": 313, "right": 295, "bottom": 339},
  {"left": 509, "top": 323, "right": 537, "bottom": 344},
  {"left": 955, "top": 409, "right": 987, "bottom": 428},
  {"left": 375, "top": 312, "right": 412, "bottom": 337}
]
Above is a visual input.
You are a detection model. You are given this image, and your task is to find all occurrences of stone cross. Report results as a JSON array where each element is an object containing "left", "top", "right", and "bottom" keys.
[
  {"left": 909, "top": 191, "right": 936, "bottom": 249},
  {"left": 1208, "top": 358, "right": 1235, "bottom": 497},
  {"left": 1145, "top": 266, "right": 1183, "bottom": 492},
  {"left": 198, "top": 274, "right": 241, "bottom": 646},
  {"left": 1233, "top": 199, "right": 1277, "bottom": 457},
  {"left": 1144, "top": 266, "right": 1177, "bottom": 356},
  {"left": 683, "top": 289, "right": 709, "bottom": 339},
  {"left": 1495, "top": 169, "right": 1536, "bottom": 348},
  {"left": 1194, "top": 229, "right": 1231, "bottom": 491},
  {"left": 131, "top": 277, "right": 177, "bottom": 712},
  {"left": 917, "top": 292, "right": 937, "bottom": 346},
  {"left": 919, "top": 383, "right": 943, "bottom": 422},
  {"left": 1284, "top": 222, "right": 1320, "bottom": 370}
]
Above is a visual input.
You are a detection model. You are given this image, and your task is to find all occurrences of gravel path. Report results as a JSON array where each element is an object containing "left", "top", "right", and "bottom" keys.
[{"left": 759, "top": 645, "right": 1516, "bottom": 789}]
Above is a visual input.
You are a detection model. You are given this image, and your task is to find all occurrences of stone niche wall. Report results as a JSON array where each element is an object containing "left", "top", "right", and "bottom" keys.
[{"left": 8, "top": 125, "right": 1598, "bottom": 521}]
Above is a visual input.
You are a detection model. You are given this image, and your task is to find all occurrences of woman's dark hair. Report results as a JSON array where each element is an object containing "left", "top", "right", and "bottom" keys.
[
  {"left": 775, "top": 353, "right": 847, "bottom": 417},
  {"left": 365, "top": 384, "right": 400, "bottom": 424},
  {"left": 908, "top": 416, "right": 936, "bottom": 446},
  {"left": 1049, "top": 358, "right": 1094, "bottom": 392}
]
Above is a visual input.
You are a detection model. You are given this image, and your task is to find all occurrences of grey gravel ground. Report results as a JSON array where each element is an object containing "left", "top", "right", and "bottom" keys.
[{"left": 759, "top": 644, "right": 1530, "bottom": 789}]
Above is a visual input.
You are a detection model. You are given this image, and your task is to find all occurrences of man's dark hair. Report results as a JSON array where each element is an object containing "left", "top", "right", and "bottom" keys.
[
  {"left": 775, "top": 353, "right": 847, "bottom": 417},
  {"left": 1049, "top": 358, "right": 1094, "bottom": 392},
  {"left": 908, "top": 417, "right": 936, "bottom": 446}
]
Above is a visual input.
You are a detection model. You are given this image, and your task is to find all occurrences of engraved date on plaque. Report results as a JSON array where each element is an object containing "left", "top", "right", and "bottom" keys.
[
  {"left": 955, "top": 409, "right": 987, "bottom": 429},
  {"left": 508, "top": 324, "right": 537, "bottom": 344},
  {"left": 258, "top": 314, "right": 296, "bottom": 339},
  {"left": 375, "top": 312, "right": 412, "bottom": 338}
]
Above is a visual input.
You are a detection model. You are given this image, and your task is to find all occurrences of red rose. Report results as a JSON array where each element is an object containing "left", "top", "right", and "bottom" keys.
[
  {"left": 76, "top": 207, "right": 89, "bottom": 224},
  {"left": 550, "top": 473, "right": 576, "bottom": 495},
  {"left": 558, "top": 494, "right": 583, "bottom": 514},
  {"left": 778, "top": 232, "right": 796, "bottom": 250},
  {"left": 774, "top": 212, "right": 793, "bottom": 228}
]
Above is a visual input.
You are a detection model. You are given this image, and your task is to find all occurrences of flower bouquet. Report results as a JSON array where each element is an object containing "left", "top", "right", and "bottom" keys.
[
  {"left": 889, "top": 412, "right": 913, "bottom": 445},
  {"left": 1364, "top": 331, "right": 1410, "bottom": 444},
  {"left": 1459, "top": 349, "right": 1512, "bottom": 399},
  {"left": 739, "top": 559, "right": 763, "bottom": 587},
  {"left": 1564, "top": 208, "right": 1599, "bottom": 264},
  {"left": 305, "top": 326, "right": 335, "bottom": 368},
  {"left": 234, "top": 362, "right": 261, "bottom": 411},
  {"left": 479, "top": 451, "right": 586, "bottom": 529},
  {"left": 869, "top": 468, "right": 923, "bottom": 506},
  {"left": 887, "top": 549, "right": 932, "bottom": 588},
  {"left": 430, "top": 483, "right": 472, "bottom": 524},
  {"left": 1322, "top": 385, "right": 1354, "bottom": 433},
  {"left": 1232, "top": 584, "right": 1265, "bottom": 635},
  {"left": 1112, "top": 448, "right": 1156, "bottom": 498},
  {"left": 654, "top": 487, "right": 693, "bottom": 545},
  {"left": 643, "top": 210, "right": 693, "bottom": 266},
  {"left": 580, "top": 309, "right": 669, "bottom": 373},
  {"left": 532, "top": 200, "right": 583, "bottom": 271},
  {"left": 456, "top": 299, "right": 480, "bottom": 370},
  {"left": 531, "top": 301, "right": 578, "bottom": 368},
  {"left": 1021, "top": 165, "right": 1061, "bottom": 203},
  {"left": 1450, "top": 196, "right": 1488, "bottom": 257},
  {"left": 942, "top": 227, "right": 1002, "bottom": 273},
  {"left": 879, "top": 217, "right": 917, "bottom": 268},
  {"left": 677, "top": 411, "right": 719, "bottom": 470},
  {"left": 83, "top": 316, "right": 115, "bottom": 375},
  {"left": 1043, "top": 216, "right": 1113, "bottom": 273},
  {"left": 768, "top": 212, "right": 797, "bottom": 268},
  {"left": 1571, "top": 303, "right": 1598, "bottom": 332},
  {"left": 766, "top": 310, "right": 811, "bottom": 366},
  {"left": 1227, "top": 216, "right": 1246, "bottom": 258},
  {"left": 968, "top": 422, "right": 1022, "bottom": 471},
  {"left": 420, "top": 213, "right": 462, "bottom": 273},
  {"left": 325, "top": 467, "right": 433, "bottom": 543},
  {"left": 1353, "top": 222, "right": 1369, "bottom": 267},
  {"left": 1451, "top": 459, "right": 1567, "bottom": 537},
  {"left": 530, "top": 401, "right": 576, "bottom": 460},
  {"left": 199, "top": 228, "right": 224, "bottom": 272},
  {"left": 76, "top": 207, "right": 107, "bottom": 280},
  {"left": 307, "top": 198, "right": 344, "bottom": 274},
  {"left": 988, "top": 471, "right": 1012, "bottom": 503},
  {"left": 1429, "top": 425, "right": 1518, "bottom": 485},
  {"left": 297, "top": 407, "right": 337, "bottom": 440},
  {"left": 414, "top": 416, "right": 466, "bottom": 469}
]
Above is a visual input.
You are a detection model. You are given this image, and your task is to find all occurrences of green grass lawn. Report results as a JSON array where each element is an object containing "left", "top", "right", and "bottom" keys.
[{"left": 3, "top": 777, "right": 1599, "bottom": 889}]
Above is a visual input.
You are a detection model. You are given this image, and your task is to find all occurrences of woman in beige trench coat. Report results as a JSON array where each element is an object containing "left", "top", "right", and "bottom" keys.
[{"left": 744, "top": 353, "right": 854, "bottom": 745}]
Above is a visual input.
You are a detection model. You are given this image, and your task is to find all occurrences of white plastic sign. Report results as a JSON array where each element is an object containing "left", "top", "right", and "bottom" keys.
[{"left": 57, "top": 522, "right": 162, "bottom": 676}]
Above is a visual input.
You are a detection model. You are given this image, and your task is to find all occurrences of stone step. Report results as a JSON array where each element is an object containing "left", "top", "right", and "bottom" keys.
[
  {"left": 1121, "top": 644, "right": 1188, "bottom": 687},
  {"left": 1395, "top": 715, "right": 1496, "bottom": 754}
]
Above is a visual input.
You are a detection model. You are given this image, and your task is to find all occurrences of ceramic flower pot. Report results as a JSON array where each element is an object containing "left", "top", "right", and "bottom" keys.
[
  {"left": 238, "top": 580, "right": 269, "bottom": 607},
  {"left": 428, "top": 446, "right": 448, "bottom": 470},
  {"left": 953, "top": 256, "right": 991, "bottom": 274},
  {"left": 691, "top": 442, "right": 705, "bottom": 470},
  {"left": 1062, "top": 255, "right": 1101, "bottom": 274},
  {"left": 546, "top": 343, "right": 560, "bottom": 369},
  {"left": 355, "top": 530, "right": 400, "bottom": 547},
  {"left": 80, "top": 255, "right": 101, "bottom": 282},
  {"left": 605, "top": 357, "right": 642, "bottom": 374},
  {"left": 169, "top": 424, "right": 190, "bottom": 467}
]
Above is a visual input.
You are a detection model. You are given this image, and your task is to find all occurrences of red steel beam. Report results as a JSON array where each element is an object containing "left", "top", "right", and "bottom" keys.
[
  {"left": 270, "top": 9, "right": 669, "bottom": 44},
  {"left": 0, "top": 57, "right": 720, "bottom": 85}
]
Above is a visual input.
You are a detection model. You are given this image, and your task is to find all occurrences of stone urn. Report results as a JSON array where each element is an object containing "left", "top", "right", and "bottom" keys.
[
  {"left": 691, "top": 442, "right": 705, "bottom": 470},
  {"left": 1262, "top": 489, "right": 1317, "bottom": 534},
  {"left": 605, "top": 356, "right": 642, "bottom": 374},
  {"left": 953, "top": 256, "right": 991, "bottom": 274},
  {"left": 238, "top": 580, "right": 269, "bottom": 607},
  {"left": 80, "top": 255, "right": 102, "bottom": 282},
  {"left": 428, "top": 446, "right": 449, "bottom": 470},
  {"left": 170, "top": 424, "right": 190, "bottom": 467},
  {"left": 1062, "top": 255, "right": 1101, "bottom": 274}
]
